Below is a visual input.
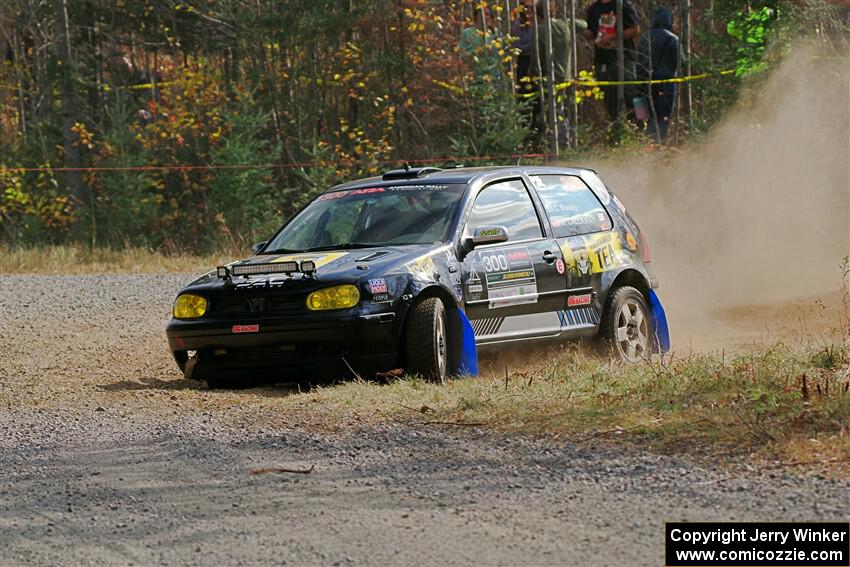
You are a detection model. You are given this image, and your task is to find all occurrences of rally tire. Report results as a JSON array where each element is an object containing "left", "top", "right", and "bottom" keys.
[
  {"left": 600, "top": 286, "right": 651, "bottom": 363},
  {"left": 404, "top": 297, "right": 449, "bottom": 382}
]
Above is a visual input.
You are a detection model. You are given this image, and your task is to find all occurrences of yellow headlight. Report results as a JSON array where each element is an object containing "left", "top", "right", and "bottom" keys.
[
  {"left": 173, "top": 294, "right": 208, "bottom": 319},
  {"left": 306, "top": 284, "right": 360, "bottom": 311}
]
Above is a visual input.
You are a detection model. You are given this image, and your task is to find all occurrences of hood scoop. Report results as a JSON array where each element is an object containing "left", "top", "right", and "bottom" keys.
[{"left": 355, "top": 250, "right": 392, "bottom": 262}]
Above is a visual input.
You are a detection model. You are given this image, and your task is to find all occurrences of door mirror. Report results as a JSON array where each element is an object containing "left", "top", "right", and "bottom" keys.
[
  {"left": 251, "top": 241, "right": 268, "bottom": 255},
  {"left": 461, "top": 226, "right": 509, "bottom": 258},
  {"left": 470, "top": 226, "right": 509, "bottom": 246}
]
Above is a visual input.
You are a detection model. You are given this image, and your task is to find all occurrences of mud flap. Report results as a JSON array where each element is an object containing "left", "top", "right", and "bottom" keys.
[
  {"left": 454, "top": 308, "right": 479, "bottom": 376},
  {"left": 648, "top": 289, "right": 671, "bottom": 353}
]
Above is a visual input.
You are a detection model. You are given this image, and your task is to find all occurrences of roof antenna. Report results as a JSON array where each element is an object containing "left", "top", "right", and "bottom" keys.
[{"left": 516, "top": 155, "right": 523, "bottom": 166}]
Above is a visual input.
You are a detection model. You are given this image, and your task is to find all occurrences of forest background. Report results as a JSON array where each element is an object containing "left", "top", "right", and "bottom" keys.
[{"left": 0, "top": 0, "right": 847, "bottom": 252}]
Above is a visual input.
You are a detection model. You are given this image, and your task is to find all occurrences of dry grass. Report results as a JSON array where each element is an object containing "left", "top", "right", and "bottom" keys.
[
  {"left": 271, "top": 341, "right": 850, "bottom": 475},
  {"left": 0, "top": 244, "right": 237, "bottom": 274}
]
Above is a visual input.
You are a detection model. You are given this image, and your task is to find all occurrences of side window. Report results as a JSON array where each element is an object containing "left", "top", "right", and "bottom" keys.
[
  {"left": 465, "top": 179, "right": 543, "bottom": 241},
  {"left": 531, "top": 175, "right": 612, "bottom": 237}
]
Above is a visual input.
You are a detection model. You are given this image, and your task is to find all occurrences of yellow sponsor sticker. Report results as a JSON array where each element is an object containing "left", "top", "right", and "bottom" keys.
[
  {"left": 561, "top": 232, "right": 625, "bottom": 276},
  {"left": 406, "top": 254, "right": 437, "bottom": 276},
  {"left": 584, "top": 232, "right": 623, "bottom": 274},
  {"left": 271, "top": 252, "right": 347, "bottom": 269}
]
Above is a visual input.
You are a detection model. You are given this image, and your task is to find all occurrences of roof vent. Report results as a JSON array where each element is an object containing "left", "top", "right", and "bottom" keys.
[{"left": 381, "top": 163, "right": 442, "bottom": 181}]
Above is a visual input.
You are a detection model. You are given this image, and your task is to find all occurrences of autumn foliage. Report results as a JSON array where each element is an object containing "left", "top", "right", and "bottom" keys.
[{"left": 0, "top": 0, "right": 844, "bottom": 250}]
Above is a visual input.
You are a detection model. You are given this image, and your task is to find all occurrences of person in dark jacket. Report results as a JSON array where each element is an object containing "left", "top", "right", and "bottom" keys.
[{"left": 637, "top": 6, "right": 680, "bottom": 144}]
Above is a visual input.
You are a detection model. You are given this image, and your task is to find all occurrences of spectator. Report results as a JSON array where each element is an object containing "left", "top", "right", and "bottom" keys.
[
  {"left": 581, "top": 0, "right": 641, "bottom": 131},
  {"left": 637, "top": 6, "right": 680, "bottom": 144},
  {"left": 530, "top": 0, "right": 587, "bottom": 145},
  {"left": 460, "top": 6, "right": 500, "bottom": 83}
]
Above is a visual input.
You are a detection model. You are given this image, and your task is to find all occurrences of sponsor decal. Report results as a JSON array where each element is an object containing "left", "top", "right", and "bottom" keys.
[
  {"left": 232, "top": 324, "right": 260, "bottom": 334},
  {"left": 560, "top": 232, "right": 627, "bottom": 279},
  {"left": 271, "top": 252, "right": 347, "bottom": 269},
  {"left": 476, "top": 246, "right": 539, "bottom": 309},
  {"left": 488, "top": 285, "right": 537, "bottom": 308},
  {"left": 585, "top": 232, "right": 624, "bottom": 273},
  {"left": 567, "top": 294, "right": 593, "bottom": 308},
  {"left": 406, "top": 254, "right": 437, "bottom": 278},
  {"left": 625, "top": 232, "right": 638, "bottom": 251},
  {"left": 478, "top": 228, "right": 501, "bottom": 237},
  {"left": 384, "top": 184, "right": 449, "bottom": 192},
  {"left": 506, "top": 249, "right": 532, "bottom": 267},
  {"left": 368, "top": 278, "right": 388, "bottom": 294},
  {"left": 372, "top": 293, "right": 391, "bottom": 303},
  {"left": 466, "top": 268, "right": 483, "bottom": 299},
  {"left": 317, "top": 187, "right": 385, "bottom": 201},
  {"left": 555, "top": 258, "right": 565, "bottom": 275},
  {"left": 445, "top": 250, "right": 460, "bottom": 276},
  {"left": 453, "top": 284, "right": 463, "bottom": 302}
]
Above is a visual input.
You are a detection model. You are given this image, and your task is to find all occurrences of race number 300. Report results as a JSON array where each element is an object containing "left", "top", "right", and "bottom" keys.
[{"left": 481, "top": 253, "right": 509, "bottom": 273}]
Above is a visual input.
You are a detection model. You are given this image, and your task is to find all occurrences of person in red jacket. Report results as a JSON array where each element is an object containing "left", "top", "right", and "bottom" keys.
[{"left": 581, "top": 0, "right": 641, "bottom": 132}]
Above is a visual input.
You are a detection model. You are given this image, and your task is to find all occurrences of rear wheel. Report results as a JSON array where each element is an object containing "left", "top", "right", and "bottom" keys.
[
  {"left": 404, "top": 297, "right": 449, "bottom": 382},
  {"left": 600, "top": 286, "right": 651, "bottom": 363}
]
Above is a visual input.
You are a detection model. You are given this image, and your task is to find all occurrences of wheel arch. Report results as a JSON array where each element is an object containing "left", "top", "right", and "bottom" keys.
[
  {"left": 402, "top": 284, "right": 463, "bottom": 373},
  {"left": 603, "top": 267, "right": 651, "bottom": 306}
]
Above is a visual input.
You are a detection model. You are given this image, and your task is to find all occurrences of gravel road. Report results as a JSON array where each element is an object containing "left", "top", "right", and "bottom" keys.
[{"left": 1, "top": 275, "right": 848, "bottom": 566}]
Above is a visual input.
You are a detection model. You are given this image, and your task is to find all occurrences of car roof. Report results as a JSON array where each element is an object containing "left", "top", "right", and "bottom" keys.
[{"left": 328, "top": 165, "right": 597, "bottom": 192}]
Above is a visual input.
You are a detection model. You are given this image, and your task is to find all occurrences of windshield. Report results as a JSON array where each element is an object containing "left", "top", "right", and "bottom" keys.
[{"left": 264, "top": 183, "right": 467, "bottom": 252}]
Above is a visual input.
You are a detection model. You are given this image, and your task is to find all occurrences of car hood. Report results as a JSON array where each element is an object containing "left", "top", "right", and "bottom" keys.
[{"left": 180, "top": 243, "right": 453, "bottom": 295}]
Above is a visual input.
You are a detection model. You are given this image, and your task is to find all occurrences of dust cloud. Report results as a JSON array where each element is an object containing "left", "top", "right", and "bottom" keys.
[{"left": 584, "top": 44, "right": 850, "bottom": 348}]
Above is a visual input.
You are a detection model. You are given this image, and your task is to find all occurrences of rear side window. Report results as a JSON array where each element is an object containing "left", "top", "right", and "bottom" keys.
[
  {"left": 530, "top": 175, "right": 611, "bottom": 237},
  {"left": 465, "top": 179, "right": 543, "bottom": 241}
]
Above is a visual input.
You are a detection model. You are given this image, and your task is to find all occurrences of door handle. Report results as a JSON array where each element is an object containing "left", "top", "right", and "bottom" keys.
[{"left": 542, "top": 251, "right": 558, "bottom": 264}]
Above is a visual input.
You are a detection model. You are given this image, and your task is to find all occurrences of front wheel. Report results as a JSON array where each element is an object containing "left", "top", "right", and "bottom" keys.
[
  {"left": 600, "top": 286, "right": 651, "bottom": 363},
  {"left": 404, "top": 297, "right": 449, "bottom": 382}
]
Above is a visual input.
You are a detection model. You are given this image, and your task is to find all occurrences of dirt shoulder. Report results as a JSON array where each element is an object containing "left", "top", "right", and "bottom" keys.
[{"left": 0, "top": 274, "right": 847, "bottom": 564}]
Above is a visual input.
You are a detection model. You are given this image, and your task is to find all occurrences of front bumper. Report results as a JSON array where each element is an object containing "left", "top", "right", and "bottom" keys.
[{"left": 166, "top": 310, "right": 404, "bottom": 380}]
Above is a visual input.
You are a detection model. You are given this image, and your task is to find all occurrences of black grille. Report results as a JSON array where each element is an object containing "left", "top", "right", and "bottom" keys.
[{"left": 210, "top": 295, "right": 304, "bottom": 315}]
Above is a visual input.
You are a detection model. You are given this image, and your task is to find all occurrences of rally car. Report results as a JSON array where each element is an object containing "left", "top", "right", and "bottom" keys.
[{"left": 166, "top": 165, "right": 669, "bottom": 387}]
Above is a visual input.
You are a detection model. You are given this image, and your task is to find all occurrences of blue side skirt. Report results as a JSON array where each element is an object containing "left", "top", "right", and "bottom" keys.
[{"left": 648, "top": 289, "right": 671, "bottom": 353}]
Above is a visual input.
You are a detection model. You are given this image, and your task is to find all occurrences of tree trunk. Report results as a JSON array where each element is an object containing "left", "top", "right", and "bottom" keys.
[
  {"left": 570, "top": 0, "right": 579, "bottom": 148},
  {"left": 682, "top": 0, "right": 693, "bottom": 132},
  {"left": 542, "top": 0, "right": 558, "bottom": 158},
  {"left": 615, "top": 0, "right": 625, "bottom": 128},
  {"left": 53, "top": 0, "right": 85, "bottom": 210}
]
